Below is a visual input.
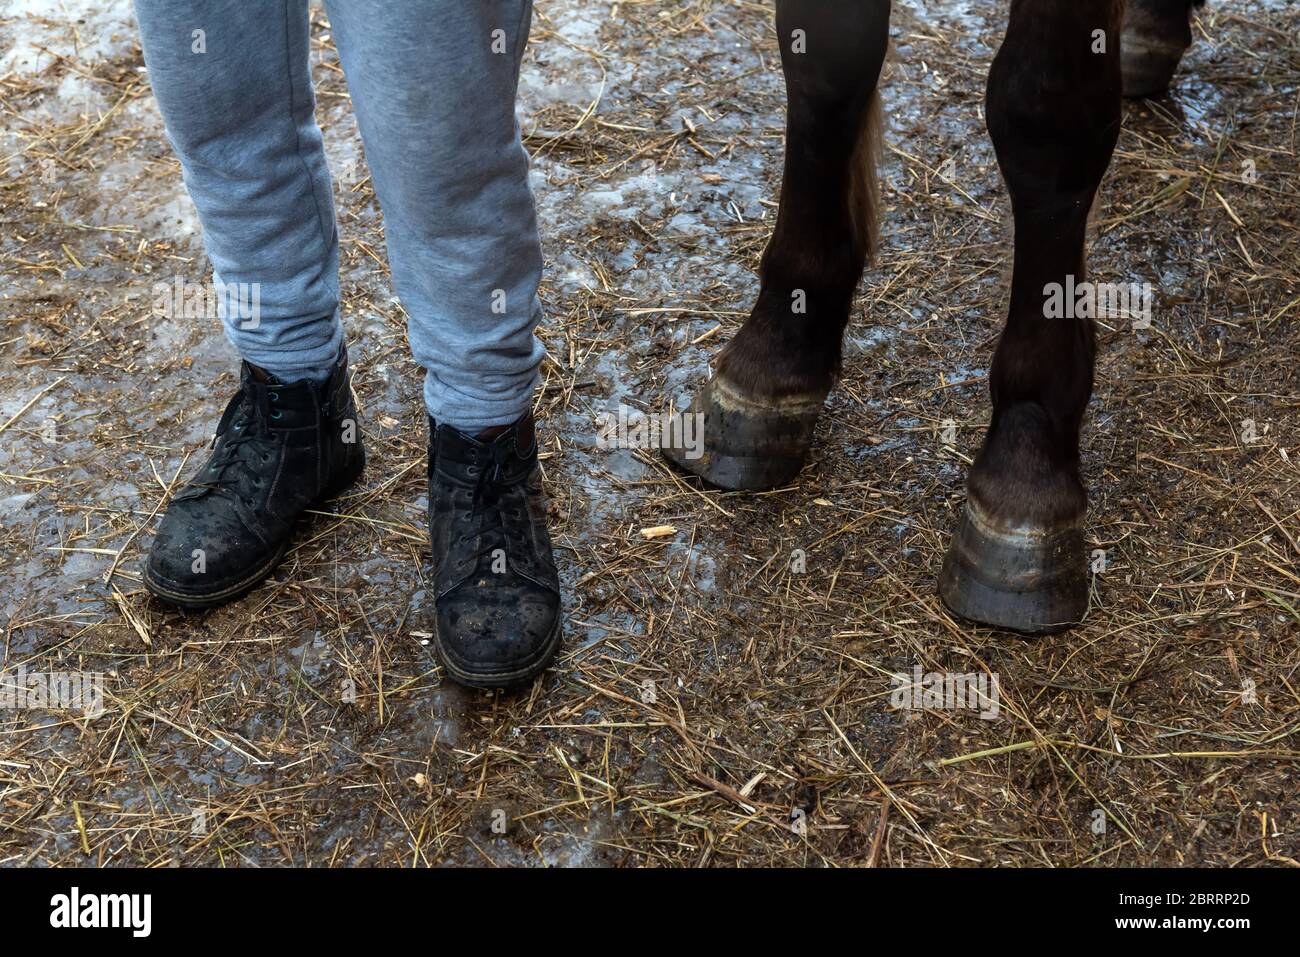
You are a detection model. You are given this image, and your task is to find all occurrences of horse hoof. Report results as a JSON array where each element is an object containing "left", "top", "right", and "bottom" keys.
[
  {"left": 938, "top": 500, "right": 1087, "bottom": 635},
  {"left": 662, "top": 375, "right": 827, "bottom": 491}
]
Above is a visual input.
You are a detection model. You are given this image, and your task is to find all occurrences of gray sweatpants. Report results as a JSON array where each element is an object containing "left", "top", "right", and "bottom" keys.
[{"left": 134, "top": 0, "right": 545, "bottom": 432}]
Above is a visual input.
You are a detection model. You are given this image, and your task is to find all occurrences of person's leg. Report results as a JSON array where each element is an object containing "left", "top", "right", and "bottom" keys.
[
  {"left": 323, "top": 0, "right": 558, "bottom": 689},
  {"left": 136, "top": 0, "right": 364, "bottom": 608},
  {"left": 323, "top": 0, "right": 545, "bottom": 433},
  {"left": 133, "top": 0, "right": 342, "bottom": 380}
]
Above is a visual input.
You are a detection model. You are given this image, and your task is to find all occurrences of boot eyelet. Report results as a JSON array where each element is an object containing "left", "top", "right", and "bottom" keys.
[
  {"left": 271, "top": 410, "right": 283, "bottom": 419},
  {"left": 269, "top": 391, "right": 280, "bottom": 402}
]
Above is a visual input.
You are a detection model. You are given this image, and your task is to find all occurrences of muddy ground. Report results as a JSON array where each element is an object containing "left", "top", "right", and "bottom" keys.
[{"left": 0, "top": 0, "right": 1297, "bottom": 867}]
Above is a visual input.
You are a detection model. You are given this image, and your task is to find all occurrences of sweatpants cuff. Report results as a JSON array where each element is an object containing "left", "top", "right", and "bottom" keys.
[{"left": 425, "top": 371, "right": 538, "bottom": 434}]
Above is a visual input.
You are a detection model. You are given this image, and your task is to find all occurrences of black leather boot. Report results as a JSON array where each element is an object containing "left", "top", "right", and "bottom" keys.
[
  {"left": 427, "top": 412, "right": 562, "bottom": 689},
  {"left": 143, "top": 350, "right": 364, "bottom": 608}
]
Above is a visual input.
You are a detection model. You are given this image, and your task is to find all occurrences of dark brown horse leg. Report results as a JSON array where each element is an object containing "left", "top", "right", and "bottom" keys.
[
  {"left": 938, "top": 0, "right": 1123, "bottom": 634},
  {"left": 1122, "top": 0, "right": 1205, "bottom": 97},
  {"left": 664, "top": 0, "right": 890, "bottom": 491}
]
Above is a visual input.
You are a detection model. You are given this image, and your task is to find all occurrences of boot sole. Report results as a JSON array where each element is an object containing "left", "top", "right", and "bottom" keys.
[
  {"left": 142, "top": 455, "right": 365, "bottom": 611},
  {"left": 434, "top": 612, "right": 563, "bottom": 691}
]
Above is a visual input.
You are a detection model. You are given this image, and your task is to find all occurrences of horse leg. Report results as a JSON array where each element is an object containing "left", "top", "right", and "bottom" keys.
[
  {"left": 938, "top": 0, "right": 1124, "bottom": 634},
  {"left": 1122, "top": 0, "right": 1205, "bottom": 97},
  {"left": 663, "top": 0, "right": 890, "bottom": 491}
]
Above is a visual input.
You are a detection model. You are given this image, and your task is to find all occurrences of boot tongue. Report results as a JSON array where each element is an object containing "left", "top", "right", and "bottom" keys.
[
  {"left": 475, "top": 414, "right": 534, "bottom": 456},
  {"left": 433, "top": 414, "right": 536, "bottom": 475},
  {"left": 246, "top": 362, "right": 294, "bottom": 387}
]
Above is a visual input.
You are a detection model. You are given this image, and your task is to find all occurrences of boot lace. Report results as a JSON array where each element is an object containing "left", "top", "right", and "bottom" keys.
[
  {"left": 460, "top": 440, "right": 532, "bottom": 572},
  {"left": 192, "top": 380, "right": 281, "bottom": 506}
]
